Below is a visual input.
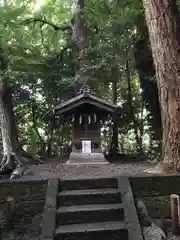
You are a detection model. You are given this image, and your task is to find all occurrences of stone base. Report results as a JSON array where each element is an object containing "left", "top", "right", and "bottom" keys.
[{"left": 66, "top": 152, "right": 109, "bottom": 165}]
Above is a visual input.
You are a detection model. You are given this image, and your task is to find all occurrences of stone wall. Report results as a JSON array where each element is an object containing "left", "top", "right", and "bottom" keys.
[
  {"left": 130, "top": 174, "right": 180, "bottom": 218},
  {"left": 0, "top": 179, "right": 47, "bottom": 222},
  {"left": 1, "top": 174, "right": 180, "bottom": 221}
]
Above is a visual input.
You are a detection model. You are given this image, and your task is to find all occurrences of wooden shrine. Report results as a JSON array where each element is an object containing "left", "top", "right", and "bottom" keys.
[{"left": 54, "top": 85, "right": 118, "bottom": 164}]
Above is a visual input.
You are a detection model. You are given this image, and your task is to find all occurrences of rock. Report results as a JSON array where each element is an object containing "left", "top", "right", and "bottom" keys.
[
  {"left": 154, "top": 219, "right": 169, "bottom": 236},
  {"left": 31, "top": 213, "right": 43, "bottom": 236},
  {"left": 136, "top": 200, "right": 152, "bottom": 226},
  {"left": 22, "top": 213, "right": 43, "bottom": 240},
  {"left": 10, "top": 165, "right": 30, "bottom": 179},
  {"left": 136, "top": 200, "right": 167, "bottom": 239},
  {"left": 23, "top": 168, "right": 34, "bottom": 176},
  {"left": 143, "top": 223, "right": 166, "bottom": 240}
]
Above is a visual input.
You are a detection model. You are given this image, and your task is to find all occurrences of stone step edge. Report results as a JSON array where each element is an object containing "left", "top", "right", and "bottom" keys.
[
  {"left": 58, "top": 188, "right": 121, "bottom": 196},
  {"left": 59, "top": 177, "right": 118, "bottom": 190},
  {"left": 55, "top": 221, "right": 126, "bottom": 235},
  {"left": 57, "top": 203, "right": 123, "bottom": 214}
]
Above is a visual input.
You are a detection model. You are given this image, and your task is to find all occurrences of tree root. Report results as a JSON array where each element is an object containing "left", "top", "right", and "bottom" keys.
[
  {"left": 155, "top": 161, "right": 178, "bottom": 173},
  {"left": 0, "top": 151, "right": 46, "bottom": 179},
  {"left": 10, "top": 165, "right": 29, "bottom": 179},
  {"left": 21, "top": 151, "right": 44, "bottom": 165},
  {"left": 0, "top": 154, "right": 17, "bottom": 175},
  {"left": 0, "top": 153, "right": 30, "bottom": 179}
]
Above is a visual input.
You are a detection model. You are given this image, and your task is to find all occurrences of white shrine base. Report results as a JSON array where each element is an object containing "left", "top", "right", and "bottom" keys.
[{"left": 66, "top": 152, "right": 109, "bottom": 165}]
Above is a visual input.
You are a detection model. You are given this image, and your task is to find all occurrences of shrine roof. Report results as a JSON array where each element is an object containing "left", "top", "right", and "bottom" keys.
[{"left": 54, "top": 92, "right": 118, "bottom": 115}]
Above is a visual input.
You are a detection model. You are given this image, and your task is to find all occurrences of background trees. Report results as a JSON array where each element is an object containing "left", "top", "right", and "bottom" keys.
[{"left": 0, "top": 0, "right": 168, "bottom": 163}]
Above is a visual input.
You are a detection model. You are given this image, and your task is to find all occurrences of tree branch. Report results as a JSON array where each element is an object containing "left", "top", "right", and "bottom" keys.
[{"left": 23, "top": 17, "right": 72, "bottom": 31}]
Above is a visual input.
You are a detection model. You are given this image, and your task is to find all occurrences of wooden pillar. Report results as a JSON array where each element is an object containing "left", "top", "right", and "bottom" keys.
[{"left": 170, "top": 194, "right": 180, "bottom": 235}]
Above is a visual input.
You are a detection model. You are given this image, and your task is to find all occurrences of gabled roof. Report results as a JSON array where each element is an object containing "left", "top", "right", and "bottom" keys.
[{"left": 54, "top": 92, "right": 118, "bottom": 115}]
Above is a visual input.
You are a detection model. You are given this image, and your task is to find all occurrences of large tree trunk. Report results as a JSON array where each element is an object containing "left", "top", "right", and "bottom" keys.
[
  {"left": 143, "top": 0, "right": 180, "bottom": 171},
  {"left": 134, "top": 39, "right": 162, "bottom": 143},
  {"left": 0, "top": 80, "right": 19, "bottom": 173},
  {"left": 71, "top": 0, "right": 85, "bottom": 50},
  {"left": 0, "top": 58, "right": 27, "bottom": 178},
  {"left": 7, "top": 86, "right": 22, "bottom": 154},
  {"left": 0, "top": 85, "right": 13, "bottom": 155},
  {"left": 71, "top": 0, "right": 86, "bottom": 84},
  {"left": 135, "top": 12, "right": 162, "bottom": 144}
]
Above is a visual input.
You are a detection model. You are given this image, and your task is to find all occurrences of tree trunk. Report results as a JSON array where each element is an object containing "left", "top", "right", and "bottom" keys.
[
  {"left": 110, "top": 66, "right": 119, "bottom": 154},
  {"left": 0, "top": 0, "right": 20, "bottom": 173},
  {"left": 32, "top": 99, "right": 46, "bottom": 154},
  {"left": 134, "top": 39, "right": 162, "bottom": 143},
  {"left": 71, "top": 0, "right": 85, "bottom": 50},
  {"left": 143, "top": 0, "right": 180, "bottom": 170},
  {"left": 135, "top": 11, "right": 162, "bottom": 144},
  {"left": 0, "top": 85, "right": 13, "bottom": 154},
  {"left": 71, "top": 0, "right": 86, "bottom": 83},
  {"left": 7, "top": 86, "right": 22, "bottom": 154},
  {"left": 0, "top": 59, "right": 27, "bottom": 178},
  {"left": 46, "top": 114, "right": 55, "bottom": 156},
  {"left": 0, "top": 79, "right": 18, "bottom": 173},
  {"left": 126, "top": 60, "right": 143, "bottom": 153}
]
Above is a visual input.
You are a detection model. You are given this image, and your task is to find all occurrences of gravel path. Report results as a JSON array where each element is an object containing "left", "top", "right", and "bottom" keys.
[{"left": 22, "top": 161, "right": 155, "bottom": 180}]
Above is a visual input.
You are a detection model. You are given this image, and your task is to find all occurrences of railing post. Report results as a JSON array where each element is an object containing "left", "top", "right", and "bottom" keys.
[
  {"left": 118, "top": 177, "right": 143, "bottom": 240},
  {"left": 170, "top": 194, "right": 180, "bottom": 235},
  {"left": 40, "top": 178, "right": 58, "bottom": 240}
]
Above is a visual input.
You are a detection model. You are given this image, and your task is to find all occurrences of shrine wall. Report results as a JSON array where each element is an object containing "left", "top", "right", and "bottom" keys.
[
  {"left": 130, "top": 174, "right": 180, "bottom": 218},
  {"left": 0, "top": 179, "right": 47, "bottom": 222}
]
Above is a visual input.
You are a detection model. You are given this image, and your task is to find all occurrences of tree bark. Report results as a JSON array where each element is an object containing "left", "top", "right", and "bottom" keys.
[
  {"left": 143, "top": 0, "right": 180, "bottom": 170},
  {"left": 71, "top": 0, "right": 87, "bottom": 84},
  {"left": 0, "top": 58, "right": 27, "bottom": 178},
  {"left": 134, "top": 39, "right": 162, "bottom": 143},
  {"left": 31, "top": 99, "right": 46, "bottom": 154},
  {"left": 46, "top": 114, "right": 55, "bottom": 156},
  {"left": 0, "top": 84, "right": 13, "bottom": 155},
  {"left": 110, "top": 66, "right": 119, "bottom": 154},
  {"left": 71, "top": 0, "right": 85, "bottom": 50},
  {"left": 7, "top": 86, "right": 22, "bottom": 154},
  {"left": 126, "top": 60, "right": 143, "bottom": 153},
  {"left": 0, "top": 79, "right": 18, "bottom": 173}
]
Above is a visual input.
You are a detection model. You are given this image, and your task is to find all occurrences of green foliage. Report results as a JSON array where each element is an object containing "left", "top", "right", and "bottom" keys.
[
  {"left": 0, "top": 0, "right": 160, "bottom": 159},
  {"left": 2, "top": 231, "right": 23, "bottom": 240}
]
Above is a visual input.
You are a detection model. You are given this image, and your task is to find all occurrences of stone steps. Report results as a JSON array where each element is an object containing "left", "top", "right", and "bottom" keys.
[
  {"left": 57, "top": 188, "right": 121, "bottom": 206},
  {"left": 54, "top": 177, "right": 127, "bottom": 239},
  {"left": 59, "top": 177, "right": 118, "bottom": 190},
  {"left": 40, "top": 177, "right": 143, "bottom": 240},
  {"left": 56, "top": 203, "right": 124, "bottom": 225},
  {"left": 55, "top": 221, "right": 128, "bottom": 240}
]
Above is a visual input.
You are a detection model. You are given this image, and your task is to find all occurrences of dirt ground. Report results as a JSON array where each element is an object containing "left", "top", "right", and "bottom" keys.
[
  {"left": 167, "top": 233, "right": 180, "bottom": 240},
  {"left": 22, "top": 160, "right": 161, "bottom": 180}
]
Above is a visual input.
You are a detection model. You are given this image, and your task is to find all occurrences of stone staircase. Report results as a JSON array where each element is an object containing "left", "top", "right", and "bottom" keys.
[{"left": 40, "top": 177, "right": 143, "bottom": 240}]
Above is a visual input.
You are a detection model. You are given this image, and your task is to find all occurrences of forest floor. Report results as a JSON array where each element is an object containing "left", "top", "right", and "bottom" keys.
[
  {"left": 167, "top": 234, "right": 180, "bottom": 240},
  {"left": 21, "top": 160, "right": 162, "bottom": 180}
]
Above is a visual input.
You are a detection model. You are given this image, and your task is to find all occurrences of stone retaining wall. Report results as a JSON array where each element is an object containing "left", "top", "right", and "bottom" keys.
[
  {"left": 0, "top": 179, "right": 47, "bottom": 222},
  {"left": 0, "top": 174, "right": 180, "bottom": 221},
  {"left": 130, "top": 174, "right": 180, "bottom": 218}
]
